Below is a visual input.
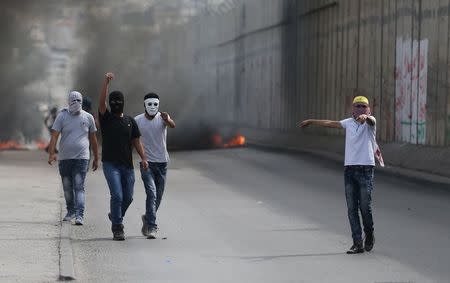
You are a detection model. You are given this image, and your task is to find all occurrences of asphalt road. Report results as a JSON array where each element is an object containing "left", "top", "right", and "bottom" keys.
[{"left": 69, "top": 147, "right": 450, "bottom": 283}]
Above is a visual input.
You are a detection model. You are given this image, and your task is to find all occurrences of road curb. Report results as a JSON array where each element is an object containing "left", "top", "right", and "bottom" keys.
[{"left": 58, "top": 202, "right": 75, "bottom": 281}]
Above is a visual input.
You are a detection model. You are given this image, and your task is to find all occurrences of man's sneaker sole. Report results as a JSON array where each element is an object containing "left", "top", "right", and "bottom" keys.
[
  {"left": 147, "top": 233, "right": 156, "bottom": 239},
  {"left": 346, "top": 249, "right": 364, "bottom": 254}
]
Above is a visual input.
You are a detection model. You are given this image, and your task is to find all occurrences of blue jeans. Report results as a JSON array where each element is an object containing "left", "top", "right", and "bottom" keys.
[
  {"left": 102, "top": 162, "right": 135, "bottom": 225},
  {"left": 140, "top": 162, "right": 167, "bottom": 228},
  {"left": 344, "top": 165, "right": 375, "bottom": 243},
  {"left": 58, "top": 159, "right": 89, "bottom": 218}
]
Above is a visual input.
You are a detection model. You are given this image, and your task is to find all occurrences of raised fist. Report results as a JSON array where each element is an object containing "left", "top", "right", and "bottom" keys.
[{"left": 105, "top": 72, "right": 114, "bottom": 83}]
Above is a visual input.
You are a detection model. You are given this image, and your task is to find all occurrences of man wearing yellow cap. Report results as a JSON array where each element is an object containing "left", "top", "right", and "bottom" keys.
[{"left": 299, "top": 96, "right": 382, "bottom": 254}]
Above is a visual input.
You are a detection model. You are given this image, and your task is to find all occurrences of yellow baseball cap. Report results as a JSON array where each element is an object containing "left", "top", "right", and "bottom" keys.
[{"left": 353, "top": 96, "right": 369, "bottom": 105}]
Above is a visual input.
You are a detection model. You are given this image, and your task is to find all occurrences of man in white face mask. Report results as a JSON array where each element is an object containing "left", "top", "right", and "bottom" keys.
[
  {"left": 48, "top": 91, "right": 99, "bottom": 226},
  {"left": 135, "top": 92, "right": 175, "bottom": 239},
  {"left": 68, "top": 91, "right": 82, "bottom": 115}
]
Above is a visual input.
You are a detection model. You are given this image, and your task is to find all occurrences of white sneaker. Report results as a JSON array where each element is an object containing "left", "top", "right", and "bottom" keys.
[
  {"left": 147, "top": 227, "right": 157, "bottom": 239},
  {"left": 73, "top": 217, "right": 83, "bottom": 226}
]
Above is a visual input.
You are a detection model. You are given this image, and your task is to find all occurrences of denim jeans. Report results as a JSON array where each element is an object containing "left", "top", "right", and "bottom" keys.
[
  {"left": 140, "top": 162, "right": 167, "bottom": 228},
  {"left": 102, "top": 162, "right": 135, "bottom": 225},
  {"left": 58, "top": 159, "right": 89, "bottom": 218},
  {"left": 344, "top": 165, "right": 375, "bottom": 243}
]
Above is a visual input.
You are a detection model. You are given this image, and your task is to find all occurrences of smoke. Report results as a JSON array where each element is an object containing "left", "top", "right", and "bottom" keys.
[
  {"left": 0, "top": 0, "right": 240, "bottom": 148},
  {"left": 0, "top": 1, "right": 53, "bottom": 142},
  {"left": 72, "top": 1, "right": 221, "bottom": 149}
]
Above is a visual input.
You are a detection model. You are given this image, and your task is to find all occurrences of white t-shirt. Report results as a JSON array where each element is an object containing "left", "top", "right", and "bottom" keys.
[
  {"left": 340, "top": 117, "right": 376, "bottom": 166},
  {"left": 135, "top": 112, "right": 169, "bottom": 163},
  {"left": 52, "top": 109, "right": 97, "bottom": 160}
]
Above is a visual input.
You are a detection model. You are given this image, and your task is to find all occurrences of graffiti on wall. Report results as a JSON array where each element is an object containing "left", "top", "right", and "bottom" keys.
[{"left": 395, "top": 38, "right": 428, "bottom": 144}]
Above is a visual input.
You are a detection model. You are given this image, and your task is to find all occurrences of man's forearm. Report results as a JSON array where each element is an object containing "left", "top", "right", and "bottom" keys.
[
  {"left": 165, "top": 118, "right": 175, "bottom": 128},
  {"left": 367, "top": 116, "right": 376, "bottom": 126},
  {"left": 309, "top": 119, "right": 342, "bottom": 128},
  {"left": 133, "top": 139, "right": 146, "bottom": 161},
  {"left": 48, "top": 132, "right": 59, "bottom": 155},
  {"left": 48, "top": 139, "right": 57, "bottom": 155},
  {"left": 90, "top": 135, "right": 99, "bottom": 160},
  {"left": 99, "top": 80, "right": 108, "bottom": 114}
]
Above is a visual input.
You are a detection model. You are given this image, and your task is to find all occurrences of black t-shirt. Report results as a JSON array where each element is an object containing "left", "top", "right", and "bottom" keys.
[{"left": 99, "top": 110, "right": 141, "bottom": 168}]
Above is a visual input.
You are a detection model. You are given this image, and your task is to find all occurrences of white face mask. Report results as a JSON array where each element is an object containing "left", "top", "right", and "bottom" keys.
[
  {"left": 144, "top": 98, "right": 159, "bottom": 116},
  {"left": 68, "top": 91, "right": 82, "bottom": 115}
]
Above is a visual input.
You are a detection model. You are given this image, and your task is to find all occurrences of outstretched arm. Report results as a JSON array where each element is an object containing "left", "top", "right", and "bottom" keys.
[
  {"left": 298, "top": 119, "right": 343, "bottom": 129},
  {"left": 99, "top": 72, "right": 114, "bottom": 115}
]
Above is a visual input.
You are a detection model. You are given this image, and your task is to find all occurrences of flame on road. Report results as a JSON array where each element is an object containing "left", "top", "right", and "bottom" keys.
[{"left": 212, "top": 134, "right": 246, "bottom": 148}]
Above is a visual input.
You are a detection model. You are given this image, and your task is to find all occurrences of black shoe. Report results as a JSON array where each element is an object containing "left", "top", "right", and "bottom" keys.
[
  {"left": 112, "top": 224, "right": 125, "bottom": 241},
  {"left": 364, "top": 233, "right": 375, "bottom": 252},
  {"left": 346, "top": 242, "right": 364, "bottom": 254},
  {"left": 141, "top": 215, "right": 149, "bottom": 237}
]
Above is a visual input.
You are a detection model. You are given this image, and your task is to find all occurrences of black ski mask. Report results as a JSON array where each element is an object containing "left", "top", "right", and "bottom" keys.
[{"left": 109, "top": 91, "right": 124, "bottom": 114}]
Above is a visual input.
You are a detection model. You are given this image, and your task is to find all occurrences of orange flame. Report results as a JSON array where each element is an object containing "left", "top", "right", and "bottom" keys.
[
  {"left": 212, "top": 134, "right": 246, "bottom": 148},
  {"left": 224, "top": 135, "right": 246, "bottom": 148},
  {"left": 0, "top": 140, "right": 24, "bottom": 150}
]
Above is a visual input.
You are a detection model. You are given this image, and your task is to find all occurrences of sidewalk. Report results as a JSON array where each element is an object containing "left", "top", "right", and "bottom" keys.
[{"left": 0, "top": 150, "right": 62, "bottom": 282}]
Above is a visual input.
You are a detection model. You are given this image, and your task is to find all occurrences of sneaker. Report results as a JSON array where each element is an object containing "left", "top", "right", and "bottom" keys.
[
  {"left": 112, "top": 224, "right": 125, "bottom": 241},
  {"left": 147, "top": 227, "right": 157, "bottom": 239},
  {"left": 141, "top": 215, "right": 149, "bottom": 237},
  {"left": 74, "top": 217, "right": 83, "bottom": 226},
  {"left": 364, "top": 233, "right": 375, "bottom": 252},
  {"left": 346, "top": 242, "right": 364, "bottom": 254},
  {"left": 63, "top": 212, "right": 75, "bottom": 221}
]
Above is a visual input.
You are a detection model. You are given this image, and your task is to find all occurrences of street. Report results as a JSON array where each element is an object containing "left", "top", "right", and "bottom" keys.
[
  {"left": 69, "top": 148, "right": 449, "bottom": 282},
  {"left": 1, "top": 148, "right": 449, "bottom": 282}
]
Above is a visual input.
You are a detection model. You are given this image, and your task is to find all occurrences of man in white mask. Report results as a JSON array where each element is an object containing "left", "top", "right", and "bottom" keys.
[
  {"left": 68, "top": 91, "right": 82, "bottom": 114},
  {"left": 135, "top": 92, "right": 175, "bottom": 239},
  {"left": 48, "top": 91, "right": 99, "bottom": 225}
]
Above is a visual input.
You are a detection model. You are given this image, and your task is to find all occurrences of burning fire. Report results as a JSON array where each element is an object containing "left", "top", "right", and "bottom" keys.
[
  {"left": 212, "top": 134, "right": 246, "bottom": 148},
  {"left": 0, "top": 140, "right": 25, "bottom": 150},
  {"left": 0, "top": 139, "right": 48, "bottom": 151}
]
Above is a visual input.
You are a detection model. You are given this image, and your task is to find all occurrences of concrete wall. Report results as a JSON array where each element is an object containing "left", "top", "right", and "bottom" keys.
[{"left": 163, "top": 0, "right": 450, "bottom": 176}]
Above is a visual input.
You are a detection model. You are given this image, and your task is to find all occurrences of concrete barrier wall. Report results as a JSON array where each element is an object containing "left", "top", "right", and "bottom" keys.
[
  {"left": 162, "top": 0, "right": 450, "bottom": 176},
  {"left": 182, "top": 0, "right": 450, "bottom": 144}
]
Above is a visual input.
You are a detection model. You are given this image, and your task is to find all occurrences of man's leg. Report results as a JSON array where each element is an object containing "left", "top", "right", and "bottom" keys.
[
  {"left": 154, "top": 163, "right": 168, "bottom": 211},
  {"left": 120, "top": 165, "right": 135, "bottom": 218},
  {"left": 344, "top": 168, "right": 364, "bottom": 254},
  {"left": 358, "top": 166, "right": 375, "bottom": 251},
  {"left": 58, "top": 160, "right": 75, "bottom": 221},
  {"left": 102, "top": 162, "right": 124, "bottom": 225},
  {"left": 72, "top": 159, "right": 89, "bottom": 225},
  {"left": 141, "top": 163, "right": 157, "bottom": 226}
]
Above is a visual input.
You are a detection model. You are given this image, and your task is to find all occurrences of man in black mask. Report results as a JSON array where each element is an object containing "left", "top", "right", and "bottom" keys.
[{"left": 98, "top": 72, "right": 149, "bottom": 241}]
